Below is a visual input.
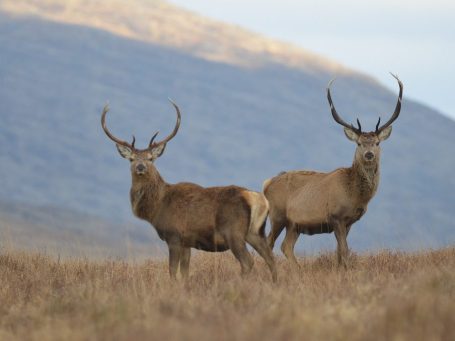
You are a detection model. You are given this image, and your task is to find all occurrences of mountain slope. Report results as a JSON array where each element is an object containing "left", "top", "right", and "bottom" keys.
[
  {"left": 0, "top": 0, "right": 347, "bottom": 73},
  {"left": 0, "top": 200, "right": 164, "bottom": 259},
  {"left": 0, "top": 1, "right": 454, "bottom": 253}
]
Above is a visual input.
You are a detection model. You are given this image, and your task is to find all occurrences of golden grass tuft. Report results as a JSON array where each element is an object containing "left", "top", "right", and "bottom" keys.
[{"left": 1, "top": 248, "right": 454, "bottom": 340}]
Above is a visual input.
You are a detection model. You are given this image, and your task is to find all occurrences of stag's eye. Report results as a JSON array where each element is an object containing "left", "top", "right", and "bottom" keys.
[
  {"left": 357, "top": 143, "right": 361, "bottom": 146},
  {"left": 376, "top": 142, "right": 380, "bottom": 146}
]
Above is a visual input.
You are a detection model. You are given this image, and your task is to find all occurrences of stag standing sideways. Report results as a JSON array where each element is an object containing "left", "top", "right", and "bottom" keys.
[
  {"left": 101, "top": 101, "right": 277, "bottom": 281},
  {"left": 264, "top": 74, "right": 403, "bottom": 268}
]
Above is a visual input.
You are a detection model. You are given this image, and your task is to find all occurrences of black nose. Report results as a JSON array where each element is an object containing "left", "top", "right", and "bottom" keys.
[
  {"left": 136, "top": 164, "right": 146, "bottom": 172},
  {"left": 365, "top": 151, "right": 374, "bottom": 160}
]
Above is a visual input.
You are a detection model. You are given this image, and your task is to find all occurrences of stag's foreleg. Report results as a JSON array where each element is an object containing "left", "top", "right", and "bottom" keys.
[
  {"left": 179, "top": 247, "right": 191, "bottom": 280},
  {"left": 281, "top": 224, "right": 300, "bottom": 268},
  {"left": 168, "top": 242, "right": 183, "bottom": 280},
  {"left": 333, "top": 221, "right": 349, "bottom": 269}
]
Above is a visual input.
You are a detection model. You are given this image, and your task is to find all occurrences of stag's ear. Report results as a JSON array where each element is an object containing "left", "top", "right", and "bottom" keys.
[
  {"left": 378, "top": 126, "right": 392, "bottom": 141},
  {"left": 343, "top": 127, "right": 359, "bottom": 142},
  {"left": 149, "top": 143, "right": 166, "bottom": 160},
  {"left": 116, "top": 144, "right": 135, "bottom": 160}
]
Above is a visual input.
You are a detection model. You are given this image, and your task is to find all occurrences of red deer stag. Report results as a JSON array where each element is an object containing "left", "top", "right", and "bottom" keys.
[
  {"left": 101, "top": 100, "right": 277, "bottom": 281},
  {"left": 263, "top": 74, "right": 403, "bottom": 268}
]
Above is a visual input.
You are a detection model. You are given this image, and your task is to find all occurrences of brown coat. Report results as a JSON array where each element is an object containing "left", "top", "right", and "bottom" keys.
[
  {"left": 101, "top": 101, "right": 276, "bottom": 281},
  {"left": 264, "top": 74, "right": 402, "bottom": 268}
]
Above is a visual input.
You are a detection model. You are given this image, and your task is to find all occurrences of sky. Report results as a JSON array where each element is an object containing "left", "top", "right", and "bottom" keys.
[{"left": 169, "top": 0, "right": 455, "bottom": 120}]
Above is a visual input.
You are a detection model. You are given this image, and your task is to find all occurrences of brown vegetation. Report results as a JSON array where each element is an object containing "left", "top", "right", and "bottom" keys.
[{"left": 1, "top": 247, "right": 454, "bottom": 340}]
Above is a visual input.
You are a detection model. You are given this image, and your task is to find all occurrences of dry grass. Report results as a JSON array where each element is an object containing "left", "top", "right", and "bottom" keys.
[{"left": 1, "top": 248, "right": 454, "bottom": 341}]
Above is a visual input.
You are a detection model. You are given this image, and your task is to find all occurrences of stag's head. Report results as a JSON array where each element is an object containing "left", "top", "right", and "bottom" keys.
[
  {"left": 101, "top": 100, "right": 181, "bottom": 180},
  {"left": 327, "top": 73, "right": 403, "bottom": 166}
]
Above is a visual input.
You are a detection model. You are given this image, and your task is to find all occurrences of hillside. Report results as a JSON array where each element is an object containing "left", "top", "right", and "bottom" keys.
[
  {"left": 0, "top": 200, "right": 163, "bottom": 259},
  {"left": 0, "top": 0, "right": 454, "bottom": 253},
  {"left": 1, "top": 248, "right": 454, "bottom": 340},
  {"left": 0, "top": 0, "right": 347, "bottom": 73}
]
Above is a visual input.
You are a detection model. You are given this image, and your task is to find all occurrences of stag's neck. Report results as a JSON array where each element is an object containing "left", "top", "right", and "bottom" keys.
[
  {"left": 350, "top": 159, "right": 380, "bottom": 204},
  {"left": 130, "top": 171, "right": 168, "bottom": 222}
]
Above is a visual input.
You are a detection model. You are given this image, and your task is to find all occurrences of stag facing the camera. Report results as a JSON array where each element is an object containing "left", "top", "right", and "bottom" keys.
[
  {"left": 101, "top": 101, "right": 277, "bottom": 281},
  {"left": 264, "top": 74, "right": 403, "bottom": 268}
]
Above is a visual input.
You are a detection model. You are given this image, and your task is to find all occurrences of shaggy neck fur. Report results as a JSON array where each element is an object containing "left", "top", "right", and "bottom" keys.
[
  {"left": 350, "top": 156, "right": 380, "bottom": 203},
  {"left": 130, "top": 167, "right": 167, "bottom": 223}
]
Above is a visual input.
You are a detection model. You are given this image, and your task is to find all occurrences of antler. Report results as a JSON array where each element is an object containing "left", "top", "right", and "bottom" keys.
[
  {"left": 101, "top": 104, "right": 136, "bottom": 149},
  {"left": 327, "top": 78, "right": 362, "bottom": 134},
  {"left": 149, "top": 99, "right": 181, "bottom": 148},
  {"left": 375, "top": 73, "right": 403, "bottom": 133},
  {"left": 101, "top": 100, "right": 181, "bottom": 151}
]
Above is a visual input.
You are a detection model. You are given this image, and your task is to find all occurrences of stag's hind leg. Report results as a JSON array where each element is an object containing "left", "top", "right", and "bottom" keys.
[
  {"left": 281, "top": 224, "right": 300, "bottom": 268},
  {"left": 227, "top": 235, "right": 254, "bottom": 277},
  {"left": 246, "top": 231, "right": 277, "bottom": 282},
  {"left": 217, "top": 198, "right": 254, "bottom": 278}
]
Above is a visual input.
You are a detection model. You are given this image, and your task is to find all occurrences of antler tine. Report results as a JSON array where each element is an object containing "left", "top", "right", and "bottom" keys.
[
  {"left": 376, "top": 73, "right": 403, "bottom": 133},
  {"left": 327, "top": 78, "right": 361, "bottom": 133},
  {"left": 149, "top": 99, "right": 181, "bottom": 148},
  {"left": 375, "top": 117, "right": 381, "bottom": 132},
  {"left": 356, "top": 118, "right": 362, "bottom": 132},
  {"left": 148, "top": 131, "right": 160, "bottom": 147},
  {"left": 101, "top": 104, "right": 134, "bottom": 149}
]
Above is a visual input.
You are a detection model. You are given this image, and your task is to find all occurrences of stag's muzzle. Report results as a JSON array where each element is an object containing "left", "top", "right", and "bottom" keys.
[
  {"left": 364, "top": 151, "right": 375, "bottom": 161},
  {"left": 135, "top": 163, "right": 147, "bottom": 175}
]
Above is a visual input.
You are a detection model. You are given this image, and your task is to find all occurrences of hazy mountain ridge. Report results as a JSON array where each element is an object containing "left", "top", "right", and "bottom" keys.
[
  {"left": 0, "top": 1, "right": 454, "bottom": 253},
  {"left": 0, "top": 0, "right": 349, "bottom": 73}
]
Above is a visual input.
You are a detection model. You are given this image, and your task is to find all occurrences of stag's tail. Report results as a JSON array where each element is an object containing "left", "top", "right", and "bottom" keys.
[{"left": 242, "top": 191, "right": 269, "bottom": 237}]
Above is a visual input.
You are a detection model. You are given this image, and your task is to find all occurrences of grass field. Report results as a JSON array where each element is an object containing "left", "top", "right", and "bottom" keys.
[{"left": 1, "top": 248, "right": 454, "bottom": 340}]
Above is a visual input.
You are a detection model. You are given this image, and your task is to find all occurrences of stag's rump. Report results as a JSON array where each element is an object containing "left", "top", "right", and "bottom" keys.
[{"left": 263, "top": 170, "right": 324, "bottom": 218}]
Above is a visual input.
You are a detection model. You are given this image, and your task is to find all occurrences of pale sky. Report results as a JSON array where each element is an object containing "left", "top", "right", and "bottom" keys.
[{"left": 169, "top": 0, "right": 455, "bottom": 120}]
